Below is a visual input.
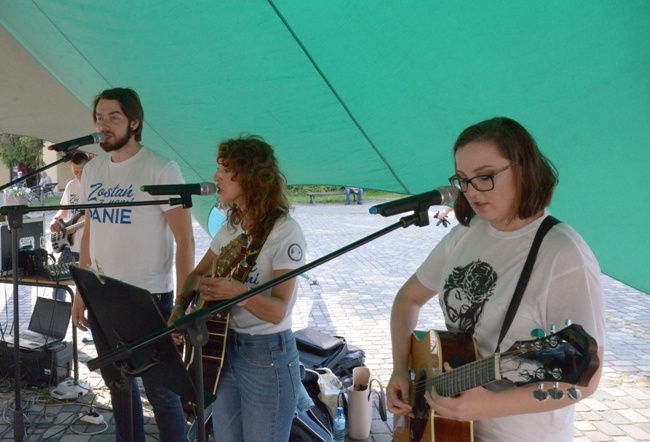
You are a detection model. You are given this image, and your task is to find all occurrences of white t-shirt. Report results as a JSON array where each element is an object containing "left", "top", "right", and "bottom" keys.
[
  {"left": 79, "top": 148, "right": 184, "bottom": 293},
  {"left": 210, "top": 216, "right": 306, "bottom": 335},
  {"left": 416, "top": 211, "right": 606, "bottom": 442},
  {"left": 60, "top": 178, "right": 84, "bottom": 253}
]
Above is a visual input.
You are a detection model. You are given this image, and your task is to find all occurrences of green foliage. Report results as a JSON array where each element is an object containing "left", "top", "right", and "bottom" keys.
[
  {"left": 0, "top": 134, "right": 44, "bottom": 169},
  {"left": 287, "top": 185, "right": 342, "bottom": 198}
]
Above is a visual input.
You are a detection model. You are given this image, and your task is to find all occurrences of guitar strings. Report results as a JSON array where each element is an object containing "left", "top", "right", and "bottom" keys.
[{"left": 411, "top": 348, "right": 518, "bottom": 397}]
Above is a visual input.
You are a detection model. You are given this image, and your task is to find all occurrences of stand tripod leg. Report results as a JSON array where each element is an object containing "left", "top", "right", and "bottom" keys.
[
  {"left": 10, "top": 216, "right": 25, "bottom": 441},
  {"left": 110, "top": 374, "right": 139, "bottom": 442},
  {"left": 192, "top": 345, "right": 207, "bottom": 442}
]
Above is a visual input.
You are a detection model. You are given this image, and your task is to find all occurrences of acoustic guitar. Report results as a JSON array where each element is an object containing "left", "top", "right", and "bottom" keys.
[
  {"left": 183, "top": 233, "right": 250, "bottom": 405},
  {"left": 393, "top": 323, "right": 599, "bottom": 442},
  {"left": 51, "top": 211, "right": 85, "bottom": 252}
]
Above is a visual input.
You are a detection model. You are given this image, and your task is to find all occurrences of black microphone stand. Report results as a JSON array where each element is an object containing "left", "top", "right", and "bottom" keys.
[
  {"left": 88, "top": 208, "right": 432, "bottom": 442},
  {"left": 0, "top": 158, "right": 194, "bottom": 441}
]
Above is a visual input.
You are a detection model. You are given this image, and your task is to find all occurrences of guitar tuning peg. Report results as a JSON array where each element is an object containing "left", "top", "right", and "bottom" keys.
[
  {"left": 565, "top": 319, "right": 572, "bottom": 327},
  {"left": 567, "top": 385, "right": 582, "bottom": 401},
  {"left": 533, "top": 384, "right": 549, "bottom": 402},
  {"left": 530, "top": 328, "right": 545, "bottom": 339},
  {"left": 548, "top": 382, "right": 565, "bottom": 400}
]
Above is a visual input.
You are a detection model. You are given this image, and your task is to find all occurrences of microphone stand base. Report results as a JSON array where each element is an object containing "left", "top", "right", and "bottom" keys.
[{"left": 50, "top": 378, "right": 91, "bottom": 400}]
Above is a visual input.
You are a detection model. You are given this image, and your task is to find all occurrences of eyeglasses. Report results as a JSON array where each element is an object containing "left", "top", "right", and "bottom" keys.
[{"left": 448, "top": 164, "right": 511, "bottom": 193}]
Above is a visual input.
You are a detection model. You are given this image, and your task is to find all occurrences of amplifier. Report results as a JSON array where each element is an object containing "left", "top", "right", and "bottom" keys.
[
  {"left": 0, "top": 341, "right": 72, "bottom": 387},
  {"left": 0, "top": 215, "right": 46, "bottom": 271}
]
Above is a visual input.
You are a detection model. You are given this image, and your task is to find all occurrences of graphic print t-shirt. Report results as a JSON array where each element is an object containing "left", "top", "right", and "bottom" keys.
[{"left": 79, "top": 148, "right": 184, "bottom": 293}]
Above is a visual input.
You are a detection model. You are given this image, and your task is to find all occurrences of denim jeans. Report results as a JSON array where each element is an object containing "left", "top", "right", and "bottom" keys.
[
  {"left": 345, "top": 187, "right": 363, "bottom": 204},
  {"left": 210, "top": 329, "right": 301, "bottom": 442},
  {"left": 54, "top": 248, "right": 78, "bottom": 301},
  {"left": 95, "top": 291, "right": 186, "bottom": 442}
]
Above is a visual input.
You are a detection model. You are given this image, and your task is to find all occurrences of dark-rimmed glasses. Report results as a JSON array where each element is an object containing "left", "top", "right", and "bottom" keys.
[{"left": 448, "top": 164, "right": 511, "bottom": 193}]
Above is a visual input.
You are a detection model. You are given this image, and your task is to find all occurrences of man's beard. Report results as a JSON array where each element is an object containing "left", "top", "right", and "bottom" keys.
[{"left": 100, "top": 127, "right": 133, "bottom": 152}]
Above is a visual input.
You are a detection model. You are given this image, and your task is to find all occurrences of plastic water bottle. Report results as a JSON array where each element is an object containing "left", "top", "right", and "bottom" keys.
[{"left": 332, "top": 406, "right": 346, "bottom": 442}]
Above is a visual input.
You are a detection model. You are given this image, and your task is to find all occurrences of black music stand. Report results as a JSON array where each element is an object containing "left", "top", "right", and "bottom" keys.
[{"left": 69, "top": 266, "right": 196, "bottom": 442}]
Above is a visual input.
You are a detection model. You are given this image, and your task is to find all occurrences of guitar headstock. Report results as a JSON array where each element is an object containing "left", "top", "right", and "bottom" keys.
[
  {"left": 499, "top": 323, "right": 599, "bottom": 397},
  {"left": 213, "top": 234, "right": 249, "bottom": 278}
]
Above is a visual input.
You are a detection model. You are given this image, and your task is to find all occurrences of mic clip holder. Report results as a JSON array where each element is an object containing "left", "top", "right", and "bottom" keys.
[
  {"left": 406, "top": 209, "right": 430, "bottom": 228},
  {"left": 170, "top": 193, "right": 193, "bottom": 209},
  {"left": 173, "top": 308, "right": 211, "bottom": 348}
]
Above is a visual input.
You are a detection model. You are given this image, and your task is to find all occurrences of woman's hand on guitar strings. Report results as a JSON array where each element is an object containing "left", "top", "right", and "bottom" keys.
[
  {"left": 200, "top": 276, "right": 248, "bottom": 302},
  {"left": 386, "top": 367, "right": 415, "bottom": 418}
]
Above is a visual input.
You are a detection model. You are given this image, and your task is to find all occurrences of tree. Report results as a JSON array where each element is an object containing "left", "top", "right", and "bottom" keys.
[{"left": 0, "top": 134, "right": 44, "bottom": 170}]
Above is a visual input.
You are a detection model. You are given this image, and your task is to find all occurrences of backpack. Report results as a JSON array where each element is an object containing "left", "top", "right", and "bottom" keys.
[{"left": 294, "top": 327, "right": 365, "bottom": 378}]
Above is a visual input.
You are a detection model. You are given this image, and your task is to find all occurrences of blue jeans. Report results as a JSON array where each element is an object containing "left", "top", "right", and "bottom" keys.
[
  {"left": 345, "top": 187, "right": 363, "bottom": 204},
  {"left": 210, "top": 329, "right": 301, "bottom": 442},
  {"left": 54, "top": 248, "right": 78, "bottom": 301},
  {"left": 97, "top": 291, "right": 186, "bottom": 442}
]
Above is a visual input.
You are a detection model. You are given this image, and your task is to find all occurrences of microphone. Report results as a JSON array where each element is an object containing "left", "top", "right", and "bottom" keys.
[
  {"left": 369, "top": 186, "right": 458, "bottom": 217},
  {"left": 48, "top": 132, "right": 105, "bottom": 153},
  {"left": 140, "top": 182, "right": 217, "bottom": 196}
]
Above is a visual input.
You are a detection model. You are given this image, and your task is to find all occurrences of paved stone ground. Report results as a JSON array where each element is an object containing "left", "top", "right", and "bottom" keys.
[{"left": 0, "top": 201, "right": 647, "bottom": 440}]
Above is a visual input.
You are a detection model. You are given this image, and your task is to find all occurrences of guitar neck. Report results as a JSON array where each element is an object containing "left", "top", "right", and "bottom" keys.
[
  {"left": 427, "top": 354, "right": 500, "bottom": 397},
  {"left": 66, "top": 220, "right": 85, "bottom": 234}
]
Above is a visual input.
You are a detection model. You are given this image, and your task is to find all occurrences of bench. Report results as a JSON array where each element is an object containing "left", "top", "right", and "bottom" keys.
[
  {"left": 306, "top": 191, "right": 356, "bottom": 204},
  {"left": 28, "top": 182, "right": 58, "bottom": 205}
]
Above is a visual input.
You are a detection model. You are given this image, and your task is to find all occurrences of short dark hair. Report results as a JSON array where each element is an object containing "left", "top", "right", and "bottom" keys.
[
  {"left": 92, "top": 88, "right": 144, "bottom": 142},
  {"left": 452, "top": 117, "right": 558, "bottom": 226},
  {"left": 71, "top": 151, "right": 90, "bottom": 165}
]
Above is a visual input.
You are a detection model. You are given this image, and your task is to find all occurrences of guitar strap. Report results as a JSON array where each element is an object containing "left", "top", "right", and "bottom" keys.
[{"left": 495, "top": 215, "right": 561, "bottom": 353}]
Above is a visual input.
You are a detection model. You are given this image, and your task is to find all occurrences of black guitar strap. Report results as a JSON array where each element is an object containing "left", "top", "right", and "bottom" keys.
[{"left": 495, "top": 215, "right": 561, "bottom": 353}]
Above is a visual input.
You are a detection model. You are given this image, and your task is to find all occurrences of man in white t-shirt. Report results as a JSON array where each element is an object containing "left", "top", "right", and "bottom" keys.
[
  {"left": 49, "top": 151, "right": 89, "bottom": 302},
  {"left": 72, "top": 87, "right": 195, "bottom": 442}
]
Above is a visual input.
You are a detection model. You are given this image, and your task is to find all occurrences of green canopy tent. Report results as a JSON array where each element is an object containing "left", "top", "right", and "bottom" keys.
[{"left": 1, "top": 1, "right": 648, "bottom": 293}]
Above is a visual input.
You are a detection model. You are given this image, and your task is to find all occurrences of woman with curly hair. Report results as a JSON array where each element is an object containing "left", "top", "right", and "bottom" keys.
[{"left": 171, "top": 135, "right": 306, "bottom": 441}]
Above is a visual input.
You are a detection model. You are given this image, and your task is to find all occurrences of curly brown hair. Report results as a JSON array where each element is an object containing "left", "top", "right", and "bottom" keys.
[
  {"left": 218, "top": 135, "right": 291, "bottom": 240},
  {"left": 452, "top": 117, "right": 558, "bottom": 227}
]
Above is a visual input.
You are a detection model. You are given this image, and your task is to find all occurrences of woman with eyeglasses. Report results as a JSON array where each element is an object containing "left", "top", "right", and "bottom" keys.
[{"left": 386, "top": 117, "right": 605, "bottom": 442}]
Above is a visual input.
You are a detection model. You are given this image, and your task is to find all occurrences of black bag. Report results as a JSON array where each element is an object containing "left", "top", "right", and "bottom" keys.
[
  {"left": 290, "top": 409, "right": 332, "bottom": 442},
  {"left": 294, "top": 327, "right": 365, "bottom": 378},
  {"left": 290, "top": 368, "right": 333, "bottom": 442}
]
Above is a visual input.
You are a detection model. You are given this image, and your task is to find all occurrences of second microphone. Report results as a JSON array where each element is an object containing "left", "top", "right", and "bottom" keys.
[{"left": 140, "top": 182, "right": 217, "bottom": 196}]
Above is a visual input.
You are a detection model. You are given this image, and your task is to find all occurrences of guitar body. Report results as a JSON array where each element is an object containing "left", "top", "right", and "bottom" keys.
[
  {"left": 51, "top": 211, "right": 85, "bottom": 252},
  {"left": 196, "top": 303, "right": 230, "bottom": 403},
  {"left": 184, "top": 234, "right": 249, "bottom": 406},
  {"left": 394, "top": 330, "right": 476, "bottom": 442}
]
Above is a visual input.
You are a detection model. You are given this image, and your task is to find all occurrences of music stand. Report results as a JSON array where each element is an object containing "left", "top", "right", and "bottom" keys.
[{"left": 69, "top": 266, "right": 196, "bottom": 442}]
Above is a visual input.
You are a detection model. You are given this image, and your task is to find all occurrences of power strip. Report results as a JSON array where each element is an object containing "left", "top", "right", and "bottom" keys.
[{"left": 79, "top": 412, "right": 105, "bottom": 425}]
